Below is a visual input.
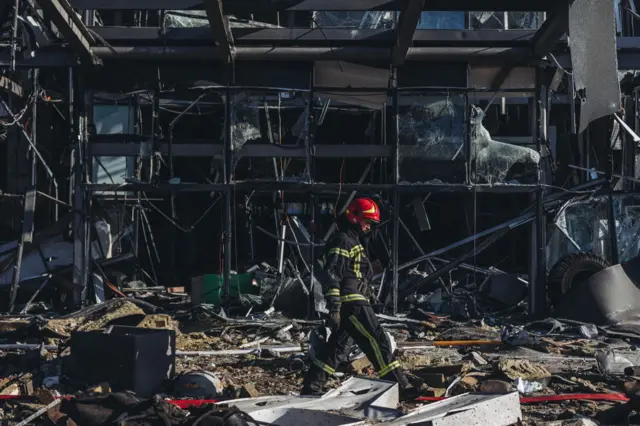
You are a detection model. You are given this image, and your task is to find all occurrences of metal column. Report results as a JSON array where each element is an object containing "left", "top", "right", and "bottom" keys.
[
  {"left": 391, "top": 71, "right": 400, "bottom": 316},
  {"left": 307, "top": 76, "right": 317, "bottom": 318},
  {"left": 530, "top": 68, "right": 547, "bottom": 318},
  {"left": 223, "top": 89, "right": 232, "bottom": 304}
]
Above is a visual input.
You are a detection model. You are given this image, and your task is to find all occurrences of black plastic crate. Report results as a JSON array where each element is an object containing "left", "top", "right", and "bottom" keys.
[{"left": 65, "top": 326, "right": 176, "bottom": 397}]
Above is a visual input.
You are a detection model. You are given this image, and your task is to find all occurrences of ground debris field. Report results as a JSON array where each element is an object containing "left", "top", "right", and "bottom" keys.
[{"left": 0, "top": 296, "right": 640, "bottom": 426}]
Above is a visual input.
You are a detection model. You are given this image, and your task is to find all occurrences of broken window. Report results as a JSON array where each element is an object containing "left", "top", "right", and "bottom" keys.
[
  {"left": 470, "top": 106, "right": 541, "bottom": 185},
  {"left": 164, "top": 10, "right": 208, "bottom": 28},
  {"left": 548, "top": 198, "right": 612, "bottom": 267},
  {"left": 398, "top": 92, "right": 467, "bottom": 184},
  {"left": 547, "top": 194, "right": 640, "bottom": 268},
  {"left": 469, "top": 12, "right": 545, "bottom": 29},
  {"left": 312, "top": 11, "right": 395, "bottom": 29},
  {"left": 230, "top": 90, "right": 310, "bottom": 181},
  {"left": 91, "top": 102, "right": 137, "bottom": 196}
]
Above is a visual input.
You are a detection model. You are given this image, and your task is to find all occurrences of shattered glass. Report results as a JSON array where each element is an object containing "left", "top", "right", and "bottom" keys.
[
  {"left": 399, "top": 93, "right": 466, "bottom": 157},
  {"left": 230, "top": 91, "right": 309, "bottom": 180},
  {"left": 469, "top": 12, "right": 544, "bottom": 29},
  {"left": 230, "top": 91, "right": 309, "bottom": 152},
  {"left": 548, "top": 198, "right": 613, "bottom": 267},
  {"left": 398, "top": 94, "right": 540, "bottom": 184},
  {"left": 312, "top": 11, "right": 394, "bottom": 29},
  {"left": 229, "top": 93, "right": 262, "bottom": 152},
  {"left": 547, "top": 195, "right": 640, "bottom": 268},
  {"left": 613, "top": 195, "right": 640, "bottom": 262},
  {"left": 164, "top": 10, "right": 208, "bottom": 28},
  {"left": 470, "top": 106, "right": 540, "bottom": 185}
]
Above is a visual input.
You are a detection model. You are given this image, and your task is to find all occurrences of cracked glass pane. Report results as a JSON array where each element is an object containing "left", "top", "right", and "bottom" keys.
[
  {"left": 547, "top": 198, "right": 612, "bottom": 268},
  {"left": 398, "top": 92, "right": 466, "bottom": 184},
  {"left": 613, "top": 195, "right": 640, "bottom": 262},
  {"left": 547, "top": 195, "right": 640, "bottom": 268},
  {"left": 231, "top": 91, "right": 309, "bottom": 181},
  {"left": 470, "top": 106, "right": 540, "bottom": 185},
  {"left": 312, "top": 11, "right": 395, "bottom": 29},
  {"left": 164, "top": 10, "right": 208, "bottom": 28},
  {"left": 469, "top": 12, "right": 544, "bottom": 29}
]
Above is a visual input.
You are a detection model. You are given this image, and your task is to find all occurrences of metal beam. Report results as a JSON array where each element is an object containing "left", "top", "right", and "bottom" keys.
[
  {"left": 89, "top": 142, "right": 392, "bottom": 158},
  {"left": 392, "top": 0, "right": 425, "bottom": 66},
  {"left": 69, "top": 0, "right": 559, "bottom": 12},
  {"left": 36, "top": 0, "right": 101, "bottom": 65},
  {"left": 531, "top": 0, "right": 571, "bottom": 58},
  {"left": 89, "top": 45, "right": 530, "bottom": 63},
  {"left": 85, "top": 182, "right": 540, "bottom": 194},
  {"left": 202, "top": 0, "right": 234, "bottom": 62},
  {"left": 87, "top": 26, "right": 537, "bottom": 47}
]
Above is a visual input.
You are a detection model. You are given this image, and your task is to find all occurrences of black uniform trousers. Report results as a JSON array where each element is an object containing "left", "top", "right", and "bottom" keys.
[{"left": 302, "top": 304, "right": 407, "bottom": 394}]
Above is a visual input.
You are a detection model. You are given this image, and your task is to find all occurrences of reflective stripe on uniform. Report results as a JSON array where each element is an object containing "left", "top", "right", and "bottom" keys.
[
  {"left": 349, "top": 315, "right": 386, "bottom": 370},
  {"left": 350, "top": 245, "right": 364, "bottom": 279},
  {"left": 340, "top": 294, "right": 367, "bottom": 303},
  {"left": 313, "top": 358, "right": 335, "bottom": 375},
  {"left": 328, "top": 248, "right": 350, "bottom": 258},
  {"left": 326, "top": 288, "right": 340, "bottom": 297},
  {"left": 378, "top": 360, "right": 401, "bottom": 377}
]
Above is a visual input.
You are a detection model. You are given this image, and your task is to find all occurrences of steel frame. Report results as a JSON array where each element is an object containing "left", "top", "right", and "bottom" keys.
[{"left": 0, "top": 0, "right": 579, "bottom": 317}]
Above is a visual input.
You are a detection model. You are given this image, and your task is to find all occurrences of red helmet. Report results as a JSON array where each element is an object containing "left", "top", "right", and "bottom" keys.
[{"left": 345, "top": 198, "right": 380, "bottom": 225}]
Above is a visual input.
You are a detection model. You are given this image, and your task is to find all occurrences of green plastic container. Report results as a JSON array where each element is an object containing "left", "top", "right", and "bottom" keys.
[{"left": 202, "top": 273, "right": 257, "bottom": 305}]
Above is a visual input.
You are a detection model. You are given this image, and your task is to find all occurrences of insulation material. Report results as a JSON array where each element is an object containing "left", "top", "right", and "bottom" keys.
[
  {"left": 569, "top": 0, "right": 620, "bottom": 133},
  {"left": 229, "top": 93, "right": 261, "bottom": 152},
  {"left": 312, "top": 11, "right": 394, "bottom": 29}
]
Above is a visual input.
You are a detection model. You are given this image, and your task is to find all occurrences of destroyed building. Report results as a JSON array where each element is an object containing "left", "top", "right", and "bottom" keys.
[{"left": 2, "top": 0, "right": 640, "bottom": 425}]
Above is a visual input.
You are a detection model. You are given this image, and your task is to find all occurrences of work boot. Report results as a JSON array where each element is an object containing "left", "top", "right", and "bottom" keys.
[{"left": 300, "top": 381, "right": 325, "bottom": 396}]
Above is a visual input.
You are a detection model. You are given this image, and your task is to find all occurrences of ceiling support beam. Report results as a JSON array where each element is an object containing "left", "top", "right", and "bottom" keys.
[
  {"left": 202, "top": 0, "right": 234, "bottom": 63},
  {"left": 392, "top": 0, "right": 424, "bottom": 66},
  {"left": 531, "top": 0, "right": 572, "bottom": 58},
  {"left": 36, "top": 0, "right": 101, "bottom": 65}
]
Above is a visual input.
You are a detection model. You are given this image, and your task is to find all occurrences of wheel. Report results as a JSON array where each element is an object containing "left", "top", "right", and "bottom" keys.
[{"left": 547, "top": 252, "right": 610, "bottom": 306}]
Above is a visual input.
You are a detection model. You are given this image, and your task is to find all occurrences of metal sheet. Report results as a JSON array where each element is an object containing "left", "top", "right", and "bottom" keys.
[
  {"left": 68, "top": 0, "right": 559, "bottom": 12},
  {"left": 555, "top": 257, "right": 640, "bottom": 325},
  {"left": 88, "top": 27, "right": 536, "bottom": 46},
  {"left": 387, "top": 392, "right": 522, "bottom": 426},
  {"left": 569, "top": 0, "right": 621, "bottom": 133}
]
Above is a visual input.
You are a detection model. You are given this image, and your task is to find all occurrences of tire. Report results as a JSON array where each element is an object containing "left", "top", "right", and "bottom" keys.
[{"left": 547, "top": 252, "right": 610, "bottom": 306}]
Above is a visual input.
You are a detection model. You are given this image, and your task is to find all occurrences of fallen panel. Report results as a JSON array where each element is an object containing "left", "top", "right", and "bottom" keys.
[
  {"left": 555, "top": 257, "right": 640, "bottom": 325},
  {"left": 388, "top": 392, "right": 522, "bottom": 426},
  {"left": 569, "top": 0, "right": 620, "bottom": 133},
  {"left": 221, "top": 377, "right": 399, "bottom": 423}
]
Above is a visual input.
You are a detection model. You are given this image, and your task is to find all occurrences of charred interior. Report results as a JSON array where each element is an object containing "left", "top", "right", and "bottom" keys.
[{"left": 1, "top": 1, "right": 640, "bottom": 423}]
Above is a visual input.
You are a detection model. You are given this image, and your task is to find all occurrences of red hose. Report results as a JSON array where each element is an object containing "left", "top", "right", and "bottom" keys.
[
  {"left": 416, "top": 393, "right": 630, "bottom": 404},
  {"left": 167, "top": 399, "right": 220, "bottom": 408}
]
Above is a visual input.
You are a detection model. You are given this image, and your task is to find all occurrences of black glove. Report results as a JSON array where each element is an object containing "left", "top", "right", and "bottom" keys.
[{"left": 327, "top": 311, "right": 341, "bottom": 331}]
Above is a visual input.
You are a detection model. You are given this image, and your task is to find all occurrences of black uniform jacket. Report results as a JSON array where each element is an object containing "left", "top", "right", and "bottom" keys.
[{"left": 320, "top": 228, "right": 373, "bottom": 311}]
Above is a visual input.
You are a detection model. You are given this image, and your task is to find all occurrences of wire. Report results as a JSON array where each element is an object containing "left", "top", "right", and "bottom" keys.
[
  {"left": 334, "top": 158, "right": 345, "bottom": 216},
  {"left": 255, "top": 225, "right": 326, "bottom": 247},
  {"left": 548, "top": 52, "right": 573, "bottom": 76},
  {"left": 141, "top": 192, "right": 221, "bottom": 232}
]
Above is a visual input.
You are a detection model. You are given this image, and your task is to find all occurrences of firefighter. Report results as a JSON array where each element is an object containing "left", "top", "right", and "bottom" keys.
[{"left": 302, "top": 197, "right": 409, "bottom": 395}]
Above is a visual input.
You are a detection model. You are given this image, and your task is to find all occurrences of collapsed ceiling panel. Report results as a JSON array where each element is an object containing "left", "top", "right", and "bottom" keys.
[{"left": 569, "top": 0, "right": 621, "bottom": 133}]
